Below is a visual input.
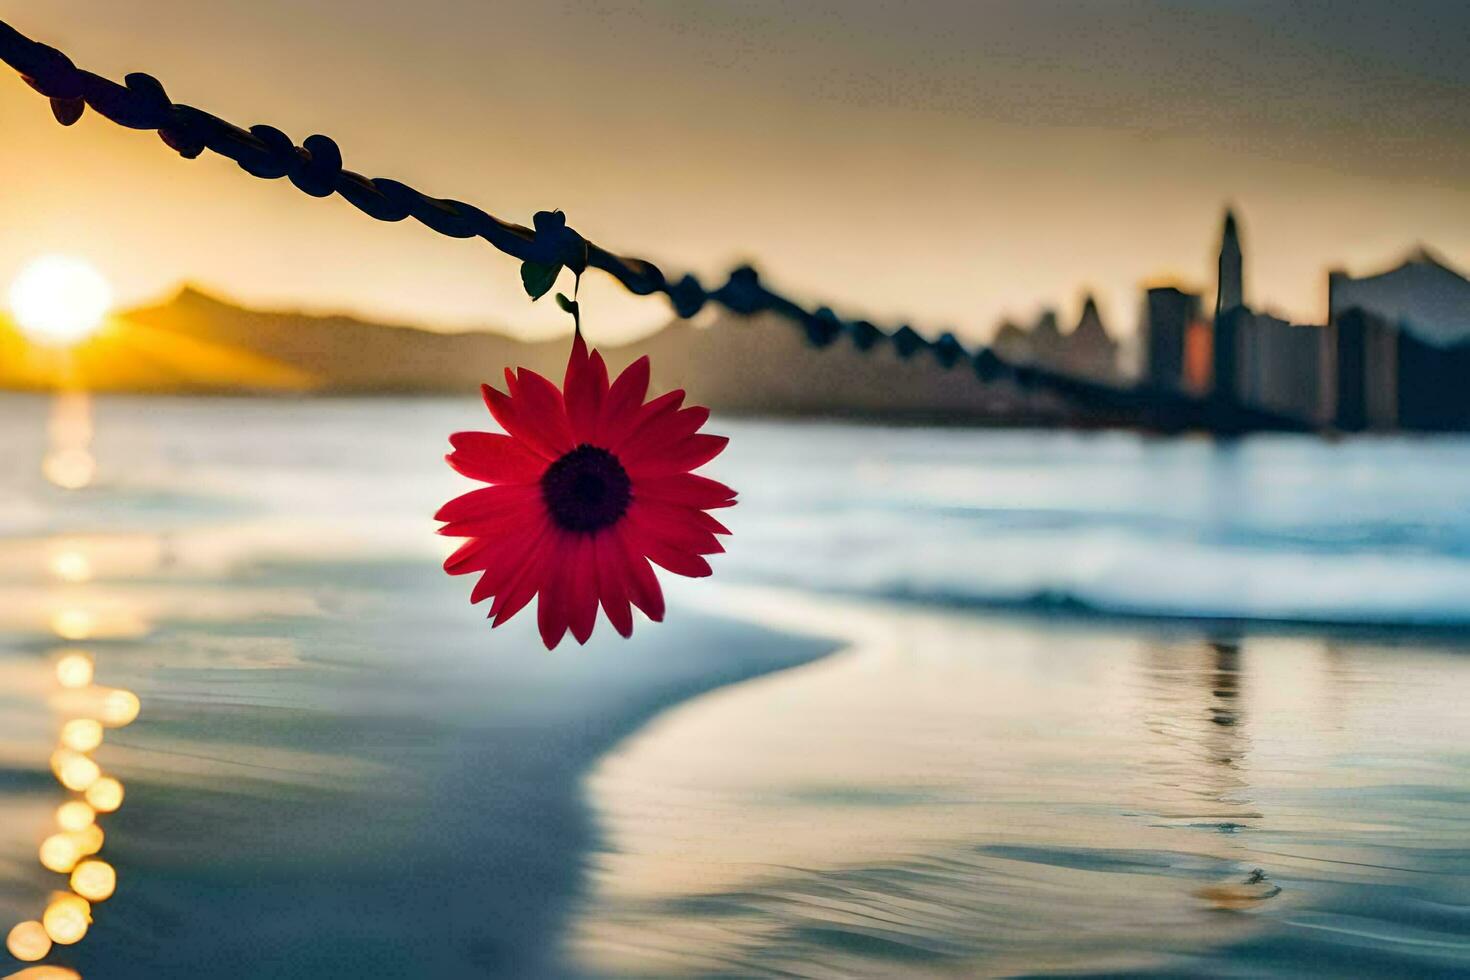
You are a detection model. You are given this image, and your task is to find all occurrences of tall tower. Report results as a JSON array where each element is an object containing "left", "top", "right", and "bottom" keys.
[{"left": 1215, "top": 208, "right": 1244, "bottom": 318}]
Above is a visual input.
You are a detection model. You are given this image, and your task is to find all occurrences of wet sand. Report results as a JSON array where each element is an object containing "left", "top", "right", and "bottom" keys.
[
  {"left": 570, "top": 588, "right": 1470, "bottom": 978},
  {"left": 0, "top": 555, "right": 836, "bottom": 978}
]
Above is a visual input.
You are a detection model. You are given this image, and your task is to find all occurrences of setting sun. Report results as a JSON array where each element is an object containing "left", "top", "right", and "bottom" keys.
[{"left": 7, "top": 255, "right": 112, "bottom": 346}]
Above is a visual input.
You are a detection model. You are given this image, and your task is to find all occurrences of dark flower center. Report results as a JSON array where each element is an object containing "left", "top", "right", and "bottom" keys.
[{"left": 540, "top": 444, "right": 632, "bottom": 533}]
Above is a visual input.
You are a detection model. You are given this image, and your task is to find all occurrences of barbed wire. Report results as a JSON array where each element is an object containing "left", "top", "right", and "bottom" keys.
[{"left": 0, "top": 17, "right": 1295, "bottom": 430}]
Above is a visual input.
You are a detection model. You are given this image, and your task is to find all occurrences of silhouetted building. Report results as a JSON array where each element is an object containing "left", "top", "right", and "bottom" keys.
[
  {"left": 1329, "top": 308, "right": 1399, "bottom": 431},
  {"left": 1215, "top": 210, "right": 1244, "bottom": 317},
  {"left": 1233, "top": 311, "right": 1329, "bottom": 423},
  {"left": 991, "top": 319, "right": 1030, "bottom": 364},
  {"left": 1208, "top": 210, "right": 1253, "bottom": 406},
  {"left": 1212, "top": 306, "right": 1246, "bottom": 406},
  {"left": 1397, "top": 329, "right": 1470, "bottom": 430},
  {"left": 1030, "top": 309, "right": 1064, "bottom": 366},
  {"left": 1069, "top": 209, "right": 1465, "bottom": 430},
  {"left": 1063, "top": 295, "right": 1119, "bottom": 379},
  {"left": 991, "top": 304, "right": 1118, "bottom": 381},
  {"left": 1144, "top": 286, "right": 1199, "bottom": 391},
  {"left": 995, "top": 309, "right": 1060, "bottom": 366},
  {"left": 1328, "top": 250, "right": 1470, "bottom": 430},
  {"left": 1203, "top": 208, "right": 1336, "bottom": 424}
]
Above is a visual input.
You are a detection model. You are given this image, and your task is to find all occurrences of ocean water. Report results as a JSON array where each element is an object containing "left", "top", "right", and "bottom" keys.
[
  {"left": 715, "top": 421, "right": 1470, "bottom": 627},
  {"left": 0, "top": 393, "right": 1467, "bottom": 978},
  {"left": 572, "top": 592, "right": 1470, "bottom": 977}
]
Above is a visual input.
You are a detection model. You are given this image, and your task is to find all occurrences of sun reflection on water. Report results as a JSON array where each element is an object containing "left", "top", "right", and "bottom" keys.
[
  {"left": 45, "top": 551, "right": 92, "bottom": 587},
  {"left": 42, "top": 393, "right": 95, "bottom": 492},
  {"left": 4, "top": 922, "right": 53, "bottom": 966},
  {"left": 47, "top": 612, "right": 94, "bottom": 644},
  {"left": 52, "top": 655, "right": 93, "bottom": 692},
  {"left": 5, "top": 629, "right": 140, "bottom": 971},
  {"left": 4, "top": 968, "right": 82, "bottom": 980}
]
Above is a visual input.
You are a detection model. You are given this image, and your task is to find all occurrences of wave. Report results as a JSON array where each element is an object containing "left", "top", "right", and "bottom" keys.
[{"left": 865, "top": 583, "right": 1470, "bottom": 632}]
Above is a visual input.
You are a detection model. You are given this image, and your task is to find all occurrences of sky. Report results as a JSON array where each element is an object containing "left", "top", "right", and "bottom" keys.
[{"left": 2, "top": 0, "right": 1467, "bottom": 345}]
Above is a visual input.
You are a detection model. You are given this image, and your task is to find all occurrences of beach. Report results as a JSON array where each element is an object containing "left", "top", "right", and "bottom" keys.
[
  {"left": 1, "top": 395, "right": 1468, "bottom": 977},
  {"left": 572, "top": 589, "right": 1470, "bottom": 977}
]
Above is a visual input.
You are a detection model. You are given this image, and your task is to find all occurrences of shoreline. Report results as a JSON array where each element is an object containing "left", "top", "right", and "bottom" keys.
[
  {"left": 6, "top": 392, "right": 1470, "bottom": 439},
  {"left": 684, "top": 581, "right": 1470, "bottom": 647},
  {"left": 35, "top": 571, "right": 844, "bottom": 980}
]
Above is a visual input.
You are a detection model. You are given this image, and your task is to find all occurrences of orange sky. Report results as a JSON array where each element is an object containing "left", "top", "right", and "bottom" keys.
[{"left": 2, "top": 1, "right": 1467, "bottom": 345}]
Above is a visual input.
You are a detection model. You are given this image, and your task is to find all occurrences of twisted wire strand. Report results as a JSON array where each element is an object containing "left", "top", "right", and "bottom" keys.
[{"left": 0, "top": 18, "right": 1290, "bottom": 428}]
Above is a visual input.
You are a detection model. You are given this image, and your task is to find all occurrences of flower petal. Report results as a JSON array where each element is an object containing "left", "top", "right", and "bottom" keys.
[
  {"left": 438, "top": 505, "right": 543, "bottom": 541},
  {"left": 510, "top": 368, "right": 576, "bottom": 454},
  {"left": 627, "top": 502, "right": 725, "bottom": 555},
  {"left": 689, "top": 510, "right": 732, "bottom": 536},
  {"left": 593, "top": 535, "right": 634, "bottom": 638},
  {"left": 565, "top": 331, "right": 589, "bottom": 382},
  {"left": 564, "top": 335, "right": 610, "bottom": 443},
  {"left": 608, "top": 388, "right": 684, "bottom": 453},
  {"left": 567, "top": 535, "right": 599, "bottom": 645},
  {"left": 447, "top": 510, "right": 546, "bottom": 577},
  {"left": 447, "top": 432, "right": 548, "bottom": 485},
  {"left": 471, "top": 569, "right": 499, "bottom": 604},
  {"left": 492, "top": 537, "right": 551, "bottom": 626},
  {"left": 537, "top": 534, "right": 577, "bottom": 648},
  {"left": 482, "top": 383, "right": 558, "bottom": 460},
  {"left": 632, "top": 473, "right": 738, "bottom": 510},
  {"left": 625, "top": 434, "right": 729, "bottom": 478},
  {"left": 435, "top": 484, "right": 542, "bottom": 526},
  {"left": 596, "top": 356, "right": 650, "bottom": 445},
  {"left": 619, "top": 406, "right": 711, "bottom": 467},
  {"left": 444, "top": 537, "right": 494, "bottom": 575},
  {"left": 471, "top": 517, "right": 549, "bottom": 603},
  {"left": 619, "top": 388, "right": 683, "bottom": 439},
  {"left": 643, "top": 540, "right": 714, "bottom": 578},
  {"left": 616, "top": 526, "right": 665, "bottom": 622}
]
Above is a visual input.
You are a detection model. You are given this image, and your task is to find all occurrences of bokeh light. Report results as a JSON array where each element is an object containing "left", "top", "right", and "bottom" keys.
[
  {"left": 41, "top": 450, "right": 98, "bottom": 491},
  {"left": 99, "top": 689, "right": 141, "bottom": 728},
  {"left": 68, "top": 825, "right": 105, "bottom": 858},
  {"left": 12, "top": 604, "right": 141, "bottom": 966},
  {"left": 50, "top": 750, "right": 101, "bottom": 793},
  {"left": 60, "top": 718, "right": 104, "bottom": 753},
  {"left": 50, "top": 609, "right": 95, "bottom": 642},
  {"left": 54, "top": 652, "right": 95, "bottom": 689},
  {"left": 48, "top": 549, "right": 93, "bottom": 584},
  {"left": 85, "top": 777, "right": 124, "bottom": 814},
  {"left": 69, "top": 861, "right": 117, "bottom": 903},
  {"left": 6, "top": 921, "right": 53, "bottom": 962},
  {"left": 41, "top": 894, "right": 91, "bottom": 946},
  {"left": 5, "top": 967, "right": 82, "bottom": 980},
  {"left": 56, "top": 801, "right": 97, "bottom": 833},
  {"left": 38, "top": 835, "right": 82, "bottom": 875}
]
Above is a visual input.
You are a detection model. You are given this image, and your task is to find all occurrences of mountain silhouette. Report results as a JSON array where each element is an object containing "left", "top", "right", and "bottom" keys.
[{"left": 0, "top": 286, "right": 1079, "bottom": 423}]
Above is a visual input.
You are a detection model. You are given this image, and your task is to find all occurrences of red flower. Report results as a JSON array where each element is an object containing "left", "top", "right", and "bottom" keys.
[{"left": 438, "top": 335, "right": 736, "bottom": 648}]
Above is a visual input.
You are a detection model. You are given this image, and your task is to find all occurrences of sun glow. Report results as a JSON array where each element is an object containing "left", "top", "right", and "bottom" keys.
[{"left": 7, "top": 255, "right": 112, "bottom": 346}]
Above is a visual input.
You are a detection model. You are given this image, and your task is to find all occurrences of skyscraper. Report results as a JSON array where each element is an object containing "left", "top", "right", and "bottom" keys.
[
  {"left": 1215, "top": 209, "right": 1244, "bottom": 318},
  {"left": 1144, "top": 286, "right": 1199, "bottom": 391}
]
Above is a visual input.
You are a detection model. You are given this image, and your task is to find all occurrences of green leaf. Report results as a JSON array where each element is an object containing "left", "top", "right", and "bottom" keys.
[{"left": 520, "top": 261, "right": 562, "bottom": 300}]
